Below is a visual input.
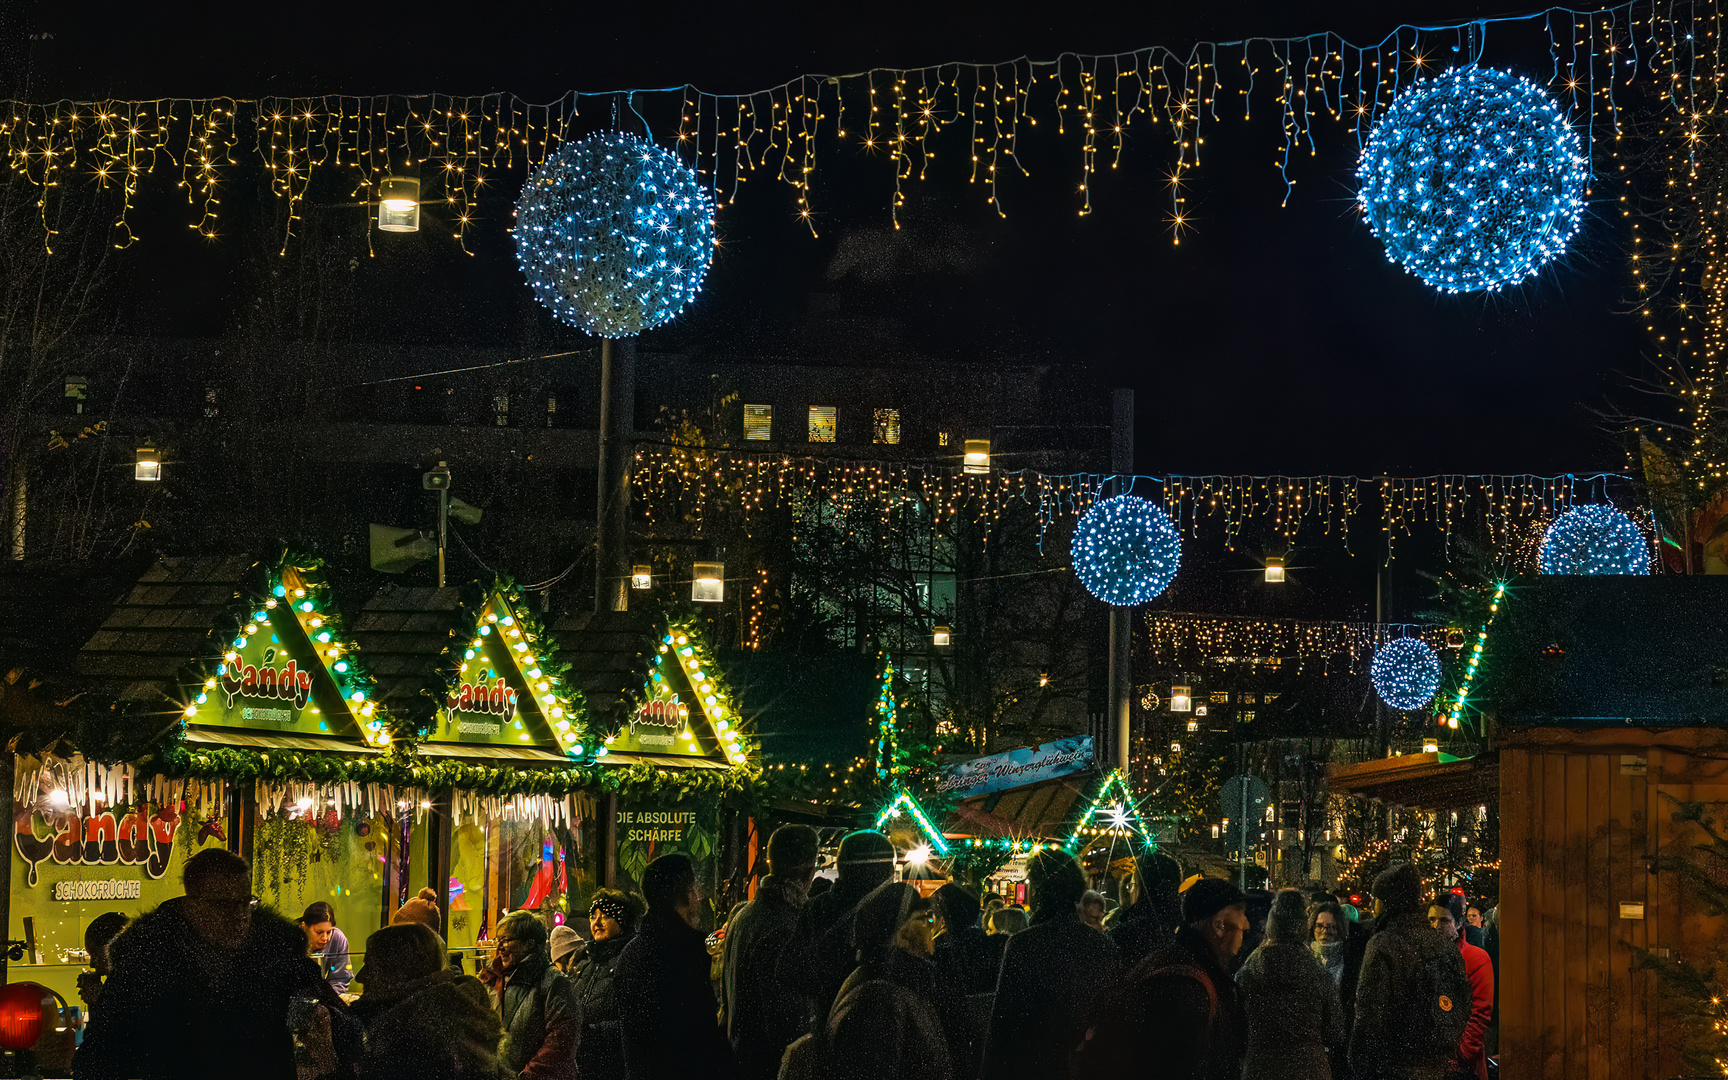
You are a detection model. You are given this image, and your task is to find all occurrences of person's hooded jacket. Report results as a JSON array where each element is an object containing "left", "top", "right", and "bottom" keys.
[
  {"left": 74, "top": 897, "right": 355, "bottom": 1080},
  {"left": 495, "top": 944, "right": 582, "bottom": 1080},
  {"left": 349, "top": 968, "right": 509, "bottom": 1080},
  {"left": 1235, "top": 893, "right": 1345, "bottom": 1080},
  {"left": 778, "top": 831, "right": 895, "bottom": 1025},
  {"left": 1348, "top": 864, "right": 1469, "bottom": 1080},
  {"left": 981, "top": 902, "right": 1120, "bottom": 1080},
  {"left": 616, "top": 911, "right": 735, "bottom": 1080}
]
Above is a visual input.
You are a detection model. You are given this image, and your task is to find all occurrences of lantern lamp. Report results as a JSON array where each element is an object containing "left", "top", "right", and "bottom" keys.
[
  {"left": 932, "top": 625, "right": 952, "bottom": 647},
  {"left": 0, "top": 981, "right": 55, "bottom": 1051},
  {"left": 963, "top": 439, "right": 991, "bottom": 475},
  {"left": 134, "top": 445, "right": 162, "bottom": 482},
  {"left": 1186, "top": 719, "right": 1199, "bottom": 733},
  {"left": 631, "top": 565, "right": 653, "bottom": 590},
  {"left": 377, "top": 177, "right": 421, "bottom": 233},
  {"left": 1169, "top": 686, "right": 1192, "bottom": 713},
  {"left": 692, "top": 562, "right": 724, "bottom": 603},
  {"left": 1264, "top": 557, "right": 1285, "bottom": 583}
]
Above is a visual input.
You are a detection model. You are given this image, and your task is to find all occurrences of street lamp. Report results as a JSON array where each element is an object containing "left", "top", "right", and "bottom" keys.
[
  {"left": 932, "top": 625, "right": 952, "bottom": 647},
  {"left": 631, "top": 565, "right": 653, "bottom": 590},
  {"left": 377, "top": 176, "right": 421, "bottom": 233},
  {"left": 134, "top": 445, "right": 162, "bottom": 482},
  {"left": 1169, "top": 685, "right": 1192, "bottom": 713},
  {"left": 1264, "top": 557, "right": 1285, "bottom": 583},
  {"left": 692, "top": 562, "right": 724, "bottom": 603},
  {"left": 963, "top": 439, "right": 991, "bottom": 474}
]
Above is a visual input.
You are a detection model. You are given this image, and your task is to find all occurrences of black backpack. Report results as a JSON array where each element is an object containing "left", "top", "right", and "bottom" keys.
[{"left": 1409, "top": 939, "right": 1472, "bottom": 1058}]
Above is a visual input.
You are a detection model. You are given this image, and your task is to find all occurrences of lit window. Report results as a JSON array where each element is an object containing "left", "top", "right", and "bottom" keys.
[
  {"left": 873, "top": 408, "right": 901, "bottom": 445},
  {"left": 744, "top": 404, "right": 772, "bottom": 441},
  {"left": 808, "top": 406, "right": 837, "bottom": 443}
]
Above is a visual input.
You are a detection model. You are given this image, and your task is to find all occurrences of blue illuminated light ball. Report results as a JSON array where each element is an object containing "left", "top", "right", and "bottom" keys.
[
  {"left": 1539, "top": 504, "right": 1649, "bottom": 575},
  {"left": 1357, "top": 66, "right": 1587, "bottom": 293},
  {"left": 1371, "top": 638, "right": 1442, "bottom": 711},
  {"left": 515, "top": 131, "right": 715, "bottom": 337},
  {"left": 1071, "top": 495, "right": 1182, "bottom": 606}
]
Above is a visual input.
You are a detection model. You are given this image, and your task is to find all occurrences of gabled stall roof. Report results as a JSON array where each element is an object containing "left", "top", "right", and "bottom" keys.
[
  {"left": 948, "top": 774, "right": 1090, "bottom": 843},
  {"left": 76, "top": 556, "right": 255, "bottom": 708},
  {"left": 350, "top": 585, "right": 465, "bottom": 728}
]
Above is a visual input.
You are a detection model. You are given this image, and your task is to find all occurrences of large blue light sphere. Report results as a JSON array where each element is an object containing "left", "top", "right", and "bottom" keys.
[
  {"left": 1357, "top": 66, "right": 1587, "bottom": 293},
  {"left": 1071, "top": 495, "right": 1182, "bottom": 606},
  {"left": 1539, "top": 504, "right": 1649, "bottom": 575},
  {"left": 515, "top": 131, "right": 715, "bottom": 337},
  {"left": 1371, "top": 638, "right": 1442, "bottom": 711}
]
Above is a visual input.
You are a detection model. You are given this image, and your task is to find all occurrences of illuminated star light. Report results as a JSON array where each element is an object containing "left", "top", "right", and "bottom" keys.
[
  {"left": 1538, "top": 504, "right": 1650, "bottom": 575},
  {"left": 1071, "top": 495, "right": 1182, "bottom": 607},
  {"left": 1371, "top": 638, "right": 1442, "bottom": 711},
  {"left": 515, "top": 131, "right": 715, "bottom": 337},
  {"left": 1356, "top": 66, "right": 1587, "bottom": 294}
]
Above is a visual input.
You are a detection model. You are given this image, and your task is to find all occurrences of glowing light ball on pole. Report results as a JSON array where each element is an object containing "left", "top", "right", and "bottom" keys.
[
  {"left": 515, "top": 131, "right": 715, "bottom": 336},
  {"left": 1539, "top": 504, "right": 1650, "bottom": 575},
  {"left": 1071, "top": 495, "right": 1182, "bottom": 606},
  {"left": 1371, "top": 638, "right": 1442, "bottom": 711},
  {"left": 1356, "top": 66, "right": 1587, "bottom": 294}
]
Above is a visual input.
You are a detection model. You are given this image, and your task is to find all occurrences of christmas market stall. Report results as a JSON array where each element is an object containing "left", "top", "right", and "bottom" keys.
[{"left": 7, "top": 555, "right": 395, "bottom": 1004}]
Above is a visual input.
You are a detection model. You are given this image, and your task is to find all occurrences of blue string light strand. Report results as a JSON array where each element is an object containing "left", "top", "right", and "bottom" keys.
[
  {"left": 515, "top": 131, "right": 715, "bottom": 337},
  {"left": 1538, "top": 504, "right": 1650, "bottom": 575},
  {"left": 1370, "top": 638, "right": 1442, "bottom": 711},
  {"left": 1071, "top": 495, "right": 1182, "bottom": 606},
  {"left": 1356, "top": 66, "right": 1587, "bottom": 294}
]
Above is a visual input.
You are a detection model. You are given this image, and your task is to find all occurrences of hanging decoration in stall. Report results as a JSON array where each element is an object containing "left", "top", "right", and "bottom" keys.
[
  {"left": 515, "top": 130, "right": 715, "bottom": 336},
  {"left": 1146, "top": 612, "right": 1448, "bottom": 674},
  {"left": 426, "top": 582, "right": 593, "bottom": 759},
  {"left": 1537, "top": 504, "right": 1653, "bottom": 575},
  {"left": 182, "top": 559, "right": 390, "bottom": 750},
  {"left": 1071, "top": 495, "right": 1182, "bottom": 606},
  {"left": 0, "top": 3, "right": 1709, "bottom": 249},
  {"left": 635, "top": 448, "right": 1627, "bottom": 560},
  {"left": 604, "top": 618, "right": 750, "bottom": 766},
  {"left": 1357, "top": 66, "right": 1587, "bottom": 294}
]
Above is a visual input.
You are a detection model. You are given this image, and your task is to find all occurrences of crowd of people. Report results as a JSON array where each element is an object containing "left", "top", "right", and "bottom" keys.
[{"left": 58, "top": 836, "right": 1496, "bottom": 1080}]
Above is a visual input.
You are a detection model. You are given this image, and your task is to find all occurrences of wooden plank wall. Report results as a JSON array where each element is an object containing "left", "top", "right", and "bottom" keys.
[{"left": 1500, "top": 728, "right": 1728, "bottom": 1080}]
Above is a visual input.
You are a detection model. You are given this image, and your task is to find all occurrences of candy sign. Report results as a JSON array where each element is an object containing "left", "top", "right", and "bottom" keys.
[
  {"left": 219, "top": 657, "right": 312, "bottom": 711},
  {"left": 14, "top": 803, "right": 180, "bottom": 886}
]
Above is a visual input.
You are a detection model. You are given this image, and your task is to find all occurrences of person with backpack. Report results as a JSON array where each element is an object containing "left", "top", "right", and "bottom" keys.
[
  {"left": 1237, "top": 889, "right": 1346, "bottom": 1080},
  {"left": 1073, "top": 876, "right": 1250, "bottom": 1080},
  {"left": 1426, "top": 894, "right": 1493, "bottom": 1080},
  {"left": 1348, "top": 863, "right": 1470, "bottom": 1080}
]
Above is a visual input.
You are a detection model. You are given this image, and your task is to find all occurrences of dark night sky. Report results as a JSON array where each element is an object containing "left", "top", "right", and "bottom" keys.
[{"left": 2, "top": 0, "right": 1650, "bottom": 479}]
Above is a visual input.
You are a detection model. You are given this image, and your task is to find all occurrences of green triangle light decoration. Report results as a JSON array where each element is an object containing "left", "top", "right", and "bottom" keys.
[
  {"left": 874, "top": 786, "right": 950, "bottom": 857},
  {"left": 1064, "top": 769, "right": 1153, "bottom": 851}
]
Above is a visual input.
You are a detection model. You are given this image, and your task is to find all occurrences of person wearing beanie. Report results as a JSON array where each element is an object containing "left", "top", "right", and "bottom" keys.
[
  {"left": 779, "top": 829, "right": 896, "bottom": 1028},
  {"left": 349, "top": 922, "right": 507, "bottom": 1080},
  {"left": 982, "top": 850, "right": 1121, "bottom": 1080},
  {"left": 568, "top": 889, "right": 646, "bottom": 1080},
  {"left": 721, "top": 823, "right": 819, "bottom": 1080},
  {"left": 1235, "top": 889, "right": 1346, "bottom": 1080},
  {"left": 931, "top": 882, "right": 997, "bottom": 995},
  {"left": 1348, "top": 863, "right": 1470, "bottom": 1080},
  {"left": 549, "top": 925, "right": 584, "bottom": 972},
  {"left": 1109, "top": 849, "right": 1184, "bottom": 967},
  {"left": 391, "top": 887, "right": 442, "bottom": 933},
  {"left": 1072, "top": 875, "right": 1249, "bottom": 1080}
]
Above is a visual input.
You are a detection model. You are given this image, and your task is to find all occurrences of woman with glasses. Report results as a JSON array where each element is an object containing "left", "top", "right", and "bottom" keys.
[
  {"left": 567, "top": 889, "right": 645, "bottom": 1080},
  {"left": 480, "top": 910, "right": 581, "bottom": 1079}
]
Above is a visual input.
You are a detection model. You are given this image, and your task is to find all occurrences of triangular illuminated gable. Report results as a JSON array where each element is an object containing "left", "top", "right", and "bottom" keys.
[
  {"left": 874, "top": 786, "right": 949, "bottom": 857},
  {"left": 184, "top": 561, "right": 388, "bottom": 748},
  {"left": 426, "top": 584, "right": 591, "bottom": 759},
  {"left": 1063, "top": 769, "right": 1154, "bottom": 851},
  {"left": 604, "top": 619, "right": 746, "bottom": 765}
]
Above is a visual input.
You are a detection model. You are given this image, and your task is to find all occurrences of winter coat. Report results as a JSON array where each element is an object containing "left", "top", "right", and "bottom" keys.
[
  {"left": 779, "top": 874, "right": 884, "bottom": 1026},
  {"left": 1107, "top": 895, "right": 1178, "bottom": 970},
  {"left": 1451, "top": 941, "right": 1494, "bottom": 1080},
  {"left": 777, "top": 978, "right": 952, "bottom": 1080},
  {"left": 567, "top": 933, "right": 631, "bottom": 1080},
  {"left": 981, "top": 910, "right": 1120, "bottom": 1080},
  {"left": 496, "top": 947, "right": 582, "bottom": 1080},
  {"left": 1348, "top": 912, "right": 1467, "bottom": 1080},
  {"left": 616, "top": 911, "right": 735, "bottom": 1080},
  {"left": 933, "top": 923, "right": 998, "bottom": 995},
  {"left": 722, "top": 875, "right": 810, "bottom": 1080},
  {"left": 74, "top": 897, "right": 358, "bottom": 1080},
  {"left": 320, "top": 926, "right": 355, "bottom": 994},
  {"left": 1104, "top": 924, "right": 1246, "bottom": 1080},
  {"left": 837, "top": 947, "right": 970, "bottom": 1073},
  {"left": 1237, "top": 941, "right": 1346, "bottom": 1080},
  {"left": 349, "top": 968, "right": 510, "bottom": 1080}
]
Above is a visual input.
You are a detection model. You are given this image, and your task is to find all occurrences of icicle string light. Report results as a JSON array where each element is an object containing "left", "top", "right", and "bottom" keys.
[
  {"left": 631, "top": 446, "right": 1627, "bottom": 559},
  {"left": 1147, "top": 612, "right": 1448, "bottom": 674},
  {"left": 0, "top": 1, "right": 1717, "bottom": 248}
]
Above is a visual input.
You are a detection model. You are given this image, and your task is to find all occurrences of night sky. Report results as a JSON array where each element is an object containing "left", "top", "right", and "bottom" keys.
[{"left": 2, "top": 0, "right": 1649, "bottom": 480}]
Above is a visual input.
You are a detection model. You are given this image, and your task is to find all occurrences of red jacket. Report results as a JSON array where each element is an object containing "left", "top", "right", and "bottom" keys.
[{"left": 1453, "top": 939, "right": 1495, "bottom": 1080}]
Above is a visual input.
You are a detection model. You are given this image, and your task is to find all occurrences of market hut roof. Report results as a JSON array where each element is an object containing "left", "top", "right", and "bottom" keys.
[
  {"left": 1483, "top": 576, "right": 1728, "bottom": 727},
  {"left": 1326, "top": 751, "right": 1498, "bottom": 810},
  {"left": 350, "top": 585, "right": 465, "bottom": 729},
  {"left": 74, "top": 555, "right": 255, "bottom": 707}
]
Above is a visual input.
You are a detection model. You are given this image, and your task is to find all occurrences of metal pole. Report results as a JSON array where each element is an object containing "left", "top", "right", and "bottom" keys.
[
  {"left": 1107, "top": 389, "right": 1134, "bottom": 775},
  {"left": 596, "top": 338, "right": 636, "bottom": 615},
  {"left": 1240, "top": 746, "right": 1249, "bottom": 891},
  {"left": 437, "top": 482, "right": 448, "bottom": 589}
]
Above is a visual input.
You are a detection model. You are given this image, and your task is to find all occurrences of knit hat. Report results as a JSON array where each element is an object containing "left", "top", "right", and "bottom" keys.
[
  {"left": 549, "top": 925, "right": 583, "bottom": 966},
  {"left": 357, "top": 923, "right": 446, "bottom": 993},
  {"left": 836, "top": 830, "right": 896, "bottom": 881},
  {"left": 1372, "top": 862, "right": 1423, "bottom": 917},
  {"left": 1265, "top": 889, "right": 1308, "bottom": 945},
  {"left": 1181, "top": 877, "right": 1248, "bottom": 924},
  {"left": 391, "top": 887, "right": 441, "bottom": 932}
]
